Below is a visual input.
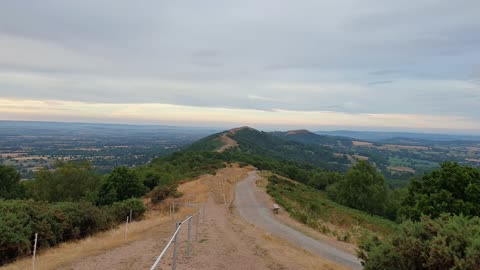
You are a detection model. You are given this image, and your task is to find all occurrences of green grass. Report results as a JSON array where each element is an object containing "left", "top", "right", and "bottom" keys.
[
  {"left": 389, "top": 156, "right": 439, "bottom": 170},
  {"left": 266, "top": 176, "right": 397, "bottom": 241}
]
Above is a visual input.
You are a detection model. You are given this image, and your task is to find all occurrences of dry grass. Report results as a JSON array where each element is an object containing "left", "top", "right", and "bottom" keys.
[
  {"left": 352, "top": 141, "right": 373, "bottom": 147},
  {"left": 260, "top": 233, "right": 349, "bottom": 270}
]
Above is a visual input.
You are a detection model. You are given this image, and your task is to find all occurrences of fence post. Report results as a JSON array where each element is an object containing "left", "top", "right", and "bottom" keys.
[
  {"left": 172, "top": 222, "right": 180, "bottom": 270},
  {"left": 130, "top": 209, "right": 133, "bottom": 222},
  {"left": 172, "top": 202, "right": 175, "bottom": 221},
  {"left": 32, "top": 233, "right": 38, "bottom": 270},
  {"left": 195, "top": 213, "right": 199, "bottom": 242},
  {"left": 125, "top": 216, "right": 129, "bottom": 240},
  {"left": 202, "top": 204, "right": 206, "bottom": 224},
  {"left": 187, "top": 216, "right": 192, "bottom": 258}
]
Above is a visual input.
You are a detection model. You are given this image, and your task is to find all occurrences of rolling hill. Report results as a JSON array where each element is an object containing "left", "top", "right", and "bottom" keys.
[
  {"left": 271, "top": 129, "right": 353, "bottom": 147},
  {"left": 187, "top": 127, "right": 350, "bottom": 171}
]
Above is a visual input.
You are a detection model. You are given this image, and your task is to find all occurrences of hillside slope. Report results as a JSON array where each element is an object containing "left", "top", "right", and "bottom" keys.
[
  {"left": 271, "top": 129, "right": 353, "bottom": 147},
  {"left": 227, "top": 127, "right": 350, "bottom": 171}
]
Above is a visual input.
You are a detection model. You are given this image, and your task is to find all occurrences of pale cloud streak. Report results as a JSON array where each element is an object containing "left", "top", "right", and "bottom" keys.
[{"left": 1, "top": 98, "right": 479, "bottom": 134}]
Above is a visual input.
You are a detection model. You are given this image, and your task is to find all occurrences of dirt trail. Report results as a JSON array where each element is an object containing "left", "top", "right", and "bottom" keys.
[
  {"left": 215, "top": 133, "right": 238, "bottom": 153},
  {"left": 159, "top": 165, "right": 347, "bottom": 270}
]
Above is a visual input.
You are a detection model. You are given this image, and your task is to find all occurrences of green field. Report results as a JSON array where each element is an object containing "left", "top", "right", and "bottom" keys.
[{"left": 388, "top": 156, "right": 439, "bottom": 170}]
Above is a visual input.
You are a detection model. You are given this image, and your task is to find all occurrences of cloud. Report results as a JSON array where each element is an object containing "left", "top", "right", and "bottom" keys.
[
  {"left": 367, "top": 80, "right": 394, "bottom": 85},
  {"left": 0, "top": 1, "right": 479, "bottom": 131},
  {"left": 1, "top": 98, "right": 479, "bottom": 133}
]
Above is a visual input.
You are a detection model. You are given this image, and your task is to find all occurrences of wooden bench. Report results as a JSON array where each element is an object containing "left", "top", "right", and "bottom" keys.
[{"left": 273, "top": 204, "right": 280, "bottom": 214}]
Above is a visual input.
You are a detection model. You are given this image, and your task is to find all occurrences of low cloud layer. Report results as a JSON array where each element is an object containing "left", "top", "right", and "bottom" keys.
[{"left": 0, "top": 1, "right": 479, "bottom": 131}]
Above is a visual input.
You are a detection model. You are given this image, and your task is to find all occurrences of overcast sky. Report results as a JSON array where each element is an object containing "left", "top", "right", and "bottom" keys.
[{"left": 0, "top": 1, "right": 479, "bottom": 133}]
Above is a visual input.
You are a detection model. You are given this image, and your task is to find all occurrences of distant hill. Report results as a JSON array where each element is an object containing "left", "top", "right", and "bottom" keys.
[
  {"left": 187, "top": 127, "right": 350, "bottom": 171},
  {"left": 315, "top": 130, "right": 480, "bottom": 143},
  {"left": 271, "top": 129, "right": 353, "bottom": 147}
]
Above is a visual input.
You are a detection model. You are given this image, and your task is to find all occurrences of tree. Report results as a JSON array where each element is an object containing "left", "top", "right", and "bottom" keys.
[
  {"left": 359, "top": 215, "right": 480, "bottom": 270},
  {"left": 400, "top": 162, "right": 480, "bottom": 221},
  {"left": 0, "top": 165, "right": 24, "bottom": 199},
  {"left": 97, "top": 167, "right": 146, "bottom": 205},
  {"left": 327, "top": 161, "right": 388, "bottom": 215},
  {"left": 27, "top": 160, "right": 101, "bottom": 202}
]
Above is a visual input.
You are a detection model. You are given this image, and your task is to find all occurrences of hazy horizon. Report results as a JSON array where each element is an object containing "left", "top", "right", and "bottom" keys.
[
  {"left": 1, "top": 1, "right": 479, "bottom": 134},
  {"left": 2, "top": 119, "right": 480, "bottom": 136}
]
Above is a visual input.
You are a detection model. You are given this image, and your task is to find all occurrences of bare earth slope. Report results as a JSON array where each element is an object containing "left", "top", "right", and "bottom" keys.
[
  {"left": 215, "top": 128, "right": 241, "bottom": 153},
  {"left": 235, "top": 171, "right": 363, "bottom": 270}
]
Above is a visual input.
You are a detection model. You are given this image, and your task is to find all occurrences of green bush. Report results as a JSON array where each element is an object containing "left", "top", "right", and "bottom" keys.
[
  {"left": 109, "top": 198, "right": 146, "bottom": 223},
  {"left": 400, "top": 162, "right": 480, "bottom": 221},
  {"left": 359, "top": 214, "right": 480, "bottom": 270},
  {"left": 0, "top": 165, "right": 24, "bottom": 199},
  {"left": 97, "top": 167, "right": 147, "bottom": 205},
  {"left": 0, "top": 198, "right": 143, "bottom": 265}
]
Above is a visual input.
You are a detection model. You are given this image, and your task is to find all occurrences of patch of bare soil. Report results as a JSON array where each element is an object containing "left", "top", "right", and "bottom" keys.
[{"left": 215, "top": 133, "right": 238, "bottom": 153}]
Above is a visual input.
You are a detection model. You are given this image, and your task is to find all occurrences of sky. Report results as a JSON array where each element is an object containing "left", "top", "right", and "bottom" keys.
[{"left": 0, "top": 1, "right": 479, "bottom": 133}]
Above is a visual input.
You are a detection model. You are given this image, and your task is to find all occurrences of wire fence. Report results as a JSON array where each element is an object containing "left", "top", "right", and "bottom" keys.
[
  {"left": 150, "top": 203, "right": 206, "bottom": 270},
  {"left": 0, "top": 210, "right": 136, "bottom": 269},
  {"left": 2, "top": 203, "right": 206, "bottom": 270}
]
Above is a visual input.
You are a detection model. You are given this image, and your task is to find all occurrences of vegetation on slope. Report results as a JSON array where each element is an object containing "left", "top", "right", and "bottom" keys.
[
  {"left": 400, "top": 161, "right": 480, "bottom": 220},
  {"left": 326, "top": 161, "right": 389, "bottom": 216},
  {"left": 271, "top": 129, "right": 353, "bottom": 147},
  {"left": 266, "top": 175, "right": 397, "bottom": 242},
  {"left": 229, "top": 128, "right": 350, "bottom": 171},
  {"left": 0, "top": 150, "right": 226, "bottom": 265},
  {"left": 0, "top": 198, "right": 145, "bottom": 265},
  {"left": 359, "top": 215, "right": 480, "bottom": 270}
]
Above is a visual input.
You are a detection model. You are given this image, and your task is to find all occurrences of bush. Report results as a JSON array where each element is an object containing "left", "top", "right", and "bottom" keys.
[
  {"left": 151, "top": 185, "right": 180, "bottom": 204},
  {"left": 0, "top": 198, "right": 141, "bottom": 265},
  {"left": 359, "top": 214, "right": 480, "bottom": 270},
  {"left": 400, "top": 162, "right": 480, "bottom": 221},
  {"left": 97, "top": 167, "right": 147, "bottom": 205},
  {"left": 0, "top": 165, "right": 24, "bottom": 199},
  {"left": 109, "top": 198, "right": 146, "bottom": 223},
  {"left": 327, "top": 161, "right": 388, "bottom": 216}
]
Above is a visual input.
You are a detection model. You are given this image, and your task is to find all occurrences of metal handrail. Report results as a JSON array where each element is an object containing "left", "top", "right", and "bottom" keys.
[{"left": 149, "top": 212, "right": 201, "bottom": 270}]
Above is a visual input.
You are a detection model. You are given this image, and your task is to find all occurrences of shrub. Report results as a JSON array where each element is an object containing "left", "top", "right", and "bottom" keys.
[
  {"left": 109, "top": 198, "right": 146, "bottom": 223},
  {"left": 359, "top": 214, "right": 480, "bottom": 270},
  {"left": 400, "top": 162, "right": 480, "bottom": 221},
  {"left": 151, "top": 185, "right": 180, "bottom": 204},
  {"left": 0, "top": 199, "right": 134, "bottom": 265},
  {"left": 97, "top": 167, "right": 147, "bottom": 205}
]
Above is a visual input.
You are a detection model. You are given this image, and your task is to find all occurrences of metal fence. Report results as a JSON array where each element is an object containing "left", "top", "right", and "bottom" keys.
[{"left": 150, "top": 204, "right": 206, "bottom": 270}]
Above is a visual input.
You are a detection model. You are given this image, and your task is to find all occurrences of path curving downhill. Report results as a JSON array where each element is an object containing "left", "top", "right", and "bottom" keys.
[{"left": 235, "top": 171, "right": 363, "bottom": 270}]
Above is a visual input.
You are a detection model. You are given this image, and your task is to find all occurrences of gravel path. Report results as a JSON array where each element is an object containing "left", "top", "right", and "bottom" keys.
[{"left": 235, "top": 171, "right": 363, "bottom": 270}]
